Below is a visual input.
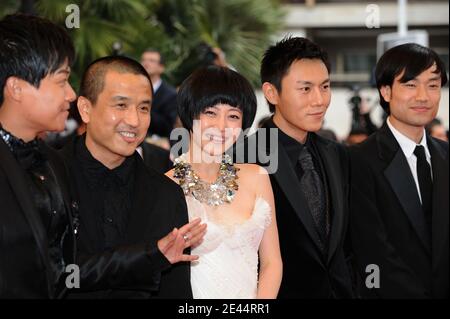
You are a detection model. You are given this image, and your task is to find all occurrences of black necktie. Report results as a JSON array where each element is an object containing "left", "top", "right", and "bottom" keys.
[
  {"left": 298, "top": 146, "right": 328, "bottom": 247},
  {"left": 413, "top": 145, "right": 433, "bottom": 230}
]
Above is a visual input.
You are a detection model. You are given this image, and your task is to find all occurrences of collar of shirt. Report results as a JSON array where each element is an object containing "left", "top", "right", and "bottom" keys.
[
  {"left": 0, "top": 122, "right": 47, "bottom": 170},
  {"left": 387, "top": 117, "right": 431, "bottom": 162},
  {"left": 266, "top": 117, "right": 311, "bottom": 166},
  {"left": 136, "top": 146, "right": 144, "bottom": 159},
  {"left": 76, "top": 135, "right": 136, "bottom": 187},
  {"left": 153, "top": 79, "right": 162, "bottom": 93}
]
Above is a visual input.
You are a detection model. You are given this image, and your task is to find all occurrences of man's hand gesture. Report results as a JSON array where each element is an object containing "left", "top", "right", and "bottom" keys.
[{"left": 157, "top": 218, "right": 207, "bottom": 264}]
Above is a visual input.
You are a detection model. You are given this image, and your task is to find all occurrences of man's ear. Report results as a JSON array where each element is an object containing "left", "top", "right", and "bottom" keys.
[
  {"left": 77, "top": 96, "right": 93, "bottom": 124},
  {"left": 4, "top": 77, "right": 24, "bottom": 102},
  {"left": 380, "top": 85, "right": 392, "bottom": 103},
  {"left": 262, "top": 82, "right": 279, "bottom": 107}
]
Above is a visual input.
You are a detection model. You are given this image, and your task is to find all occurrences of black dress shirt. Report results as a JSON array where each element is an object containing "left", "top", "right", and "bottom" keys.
[
  {"left": 267, "top": 119, "right": 332, "bottom": 254},
  {"left": 74, "top": 136, "right": 136, "bottom": 251},
  {"left": 265, "top": 119, "right": 325, "bottom": 182}
]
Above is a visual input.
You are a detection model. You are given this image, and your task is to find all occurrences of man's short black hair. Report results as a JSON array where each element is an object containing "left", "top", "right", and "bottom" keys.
[
  {"left": 177, "top": 66, "right": 257, "bottom": 131},
  {"left": 79, "top": 56, "right": 153, "bottom": 104},
  {"left": 0, "top": 14, "right": 75, "bottom": 107},
  {"left": 260, "top": 36, "right": 331, "bottom": 112},
  {"left": 375, "top": 43, "right": 448, "bottom": 114}
]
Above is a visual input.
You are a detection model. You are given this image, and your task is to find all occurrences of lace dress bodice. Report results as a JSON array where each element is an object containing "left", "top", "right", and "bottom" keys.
[{"left": 186, "top": 196, "right": 272, "bottom": 299}]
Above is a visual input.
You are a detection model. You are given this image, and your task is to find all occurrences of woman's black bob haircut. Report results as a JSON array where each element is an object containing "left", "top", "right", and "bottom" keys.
[
  {"left": 177, "top": 66, "right": 257, "bottom": 132},
  {"left": 375, "top": 43, "right": 448, "bottom": 114}
]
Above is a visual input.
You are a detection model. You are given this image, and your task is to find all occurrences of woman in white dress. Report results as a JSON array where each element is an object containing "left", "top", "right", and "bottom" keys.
[{"left": 166, "top": 66, "right": 282, "bottom": 299}]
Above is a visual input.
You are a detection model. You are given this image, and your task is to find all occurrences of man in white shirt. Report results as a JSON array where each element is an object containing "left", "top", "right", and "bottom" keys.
[{"left": 349, "top": 43, "right": 448, "bottom": 299}]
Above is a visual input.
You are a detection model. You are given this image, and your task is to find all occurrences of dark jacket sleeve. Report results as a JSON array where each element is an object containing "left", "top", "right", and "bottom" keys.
[
  {"left": 152, "top": 185, "right": 193, "bottom": 298},
  {"left": 349, "top": 147, "right": 428, "bottom": 298},
  {"left": 338, "top": 145, "right": 358, "bottom": 297},
  {"left": 77, "top": 242, "right": 171, "bottom": 292}
]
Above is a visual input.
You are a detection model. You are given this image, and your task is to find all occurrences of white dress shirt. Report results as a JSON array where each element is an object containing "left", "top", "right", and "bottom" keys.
[
  {"left": 387, "top": 117, "right": 433, "bottom": 204},
  {"left": 152, "top": 78, "right": 162, "bottom": 93}
]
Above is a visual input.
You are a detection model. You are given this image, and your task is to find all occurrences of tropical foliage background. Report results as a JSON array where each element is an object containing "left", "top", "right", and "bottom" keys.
[{"left": 0, "top": 0, "right": 285, "bottom": 89}]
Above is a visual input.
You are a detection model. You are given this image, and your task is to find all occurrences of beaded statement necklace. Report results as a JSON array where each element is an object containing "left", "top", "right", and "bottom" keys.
[{"left": 173, "top": 153, "right": 239, "bottom": 206}]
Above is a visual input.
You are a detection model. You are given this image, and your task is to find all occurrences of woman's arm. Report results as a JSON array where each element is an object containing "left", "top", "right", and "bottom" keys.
[{"left": 253, "top": 166, "right": 283, "bottom": 299}]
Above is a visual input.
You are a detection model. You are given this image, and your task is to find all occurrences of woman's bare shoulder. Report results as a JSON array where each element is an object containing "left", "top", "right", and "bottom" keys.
[
  {"left": 165, "top": 168, "right": 177, "bottom": 183},
  {"left": 235, "top": 163, "right": 268, "bottom": 175},
  {"left": 235, "top": 164, "right": 273, "bottom": 203},
  {"left": 235, "top": 164, "right": 269, "bottom": 186}
]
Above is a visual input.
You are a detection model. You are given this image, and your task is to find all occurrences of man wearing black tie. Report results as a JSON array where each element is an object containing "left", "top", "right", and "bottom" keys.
[
  {"left": 236, "top": 37, "right": 354, "bottom": 298},
  {"left": 349, "top": 43, "right": 448, "bottom": 298}
]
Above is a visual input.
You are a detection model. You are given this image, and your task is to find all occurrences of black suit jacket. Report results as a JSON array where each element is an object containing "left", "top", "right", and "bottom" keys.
[
  {"left": 140, "top": 141, "right": 173, "bottom": 174},
  {"left": 234, "top": 124, "right": 354, "bottom": 298},
  {"left": 60, "top": 137, "right": 192, "bottom": 298},
  {"left": 349, "top": 122, "right": 449, "bottom": 298},
  {"left": 0, "top": 139, "right": 76, "bottom": 299},
  {"left": 148, "top": 81, "right": 178, "bottom": 138}
]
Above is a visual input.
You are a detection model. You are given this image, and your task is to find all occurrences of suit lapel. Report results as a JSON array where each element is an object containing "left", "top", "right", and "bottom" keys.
[
  {"left": 378, "top": 124, "right": 431, "bottom": 253},
  {"left": 313, "top": 135, "right": 345, "bottom": 264},
  {"left": 428, "top": 137, "right": 449, "bottom": 274},
  {"left": 257, "top": 128, "right": 324, "bottom": 256},
  {"left": 43, "top": 143, "right": 77, "bottom": 264},
  {"left": 0, "top": 139, "right": 52, "bottom": 296},
  {"left": 60, "top": 136, "right": 101, "bottom": 253}
]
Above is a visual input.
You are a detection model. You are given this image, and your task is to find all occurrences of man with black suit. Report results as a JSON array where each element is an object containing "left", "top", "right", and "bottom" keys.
[
  {"left": 349, "top": 43, "right": 448, "bottom": 298},
  {"left": 0, "top": 14, "right": 78, "bottom": 298},
  {"left": 141, "top": 49, "right": 178, "bottom": 138},
  {"left": 61, "top": 56, "right": 206, "bottom": 298},
  {"left": 235, "top": 37, "right": 353, "bottom": 298}
]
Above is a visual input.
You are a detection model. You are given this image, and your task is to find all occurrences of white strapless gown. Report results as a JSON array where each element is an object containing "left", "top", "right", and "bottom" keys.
[{"left": 186, "top": 196, "right": 272, "bottom": 299}]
